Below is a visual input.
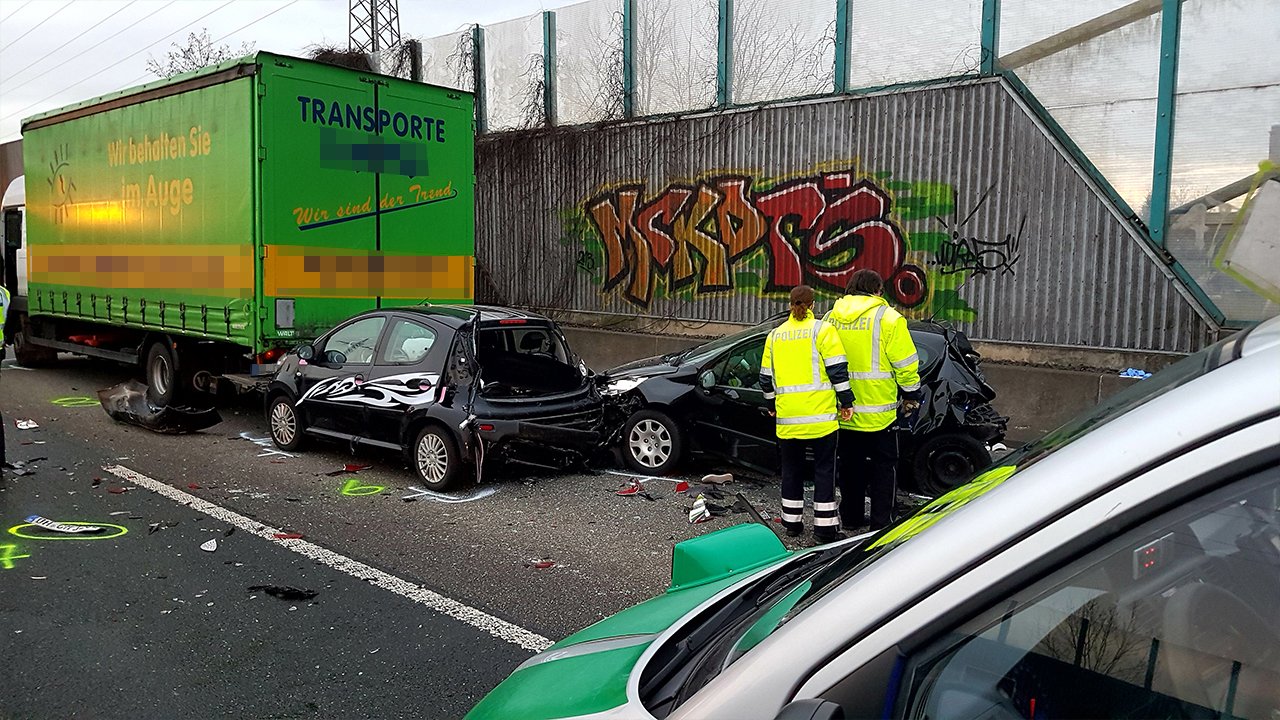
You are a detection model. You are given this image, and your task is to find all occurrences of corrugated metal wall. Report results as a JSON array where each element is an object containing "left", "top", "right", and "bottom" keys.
[{"left": 476, "top": 78, "right": 1215, "bottom": 353}]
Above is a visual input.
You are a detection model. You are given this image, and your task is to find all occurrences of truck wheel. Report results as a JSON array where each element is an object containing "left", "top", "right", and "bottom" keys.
[
  {"left": 911, "top": 432, "right": 991, "bottom": 496},
  {"left": 145, "top": 341, "right": 179, "bottom": 407},
  {"left": 12, "top": 330, "right": 56, "bottom": 367},
  {"left": 622, "top": 409, "right": 683, "bottom": 475},
  {"left": 267, "top": 395, "right": 306, "bottom": 451},
  {"left": 412, "top": 425, "right": 462, "bottom": 491}
]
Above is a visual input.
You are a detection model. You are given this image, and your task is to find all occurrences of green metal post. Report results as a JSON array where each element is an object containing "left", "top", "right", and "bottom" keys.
[
  {"left": 1149, "top": 0, "right": 1182, "bottom": 247},
  {"left": 981, "top": 0, "right": 1001, "bottom": 74},
  {"left": 717, "top": 0, "right": 733, "bottom": 107},
  {"left": 472, "top": 24, "right": 487, "bottom": 134},
  {"left": 622, "top": 0, "right": 635, "bottom": 118},
  {"left": 834, "top": 0, "right": 850, "bottom": 92},
  {"left": 543, "top": 11, "right": 557, "bottom": 126}
]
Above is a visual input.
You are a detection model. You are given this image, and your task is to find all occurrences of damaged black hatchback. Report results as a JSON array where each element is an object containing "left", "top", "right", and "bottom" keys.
[
  {"left": 605, "top": 313, "right": 1008, "bottom": 495},
  {"left": 265, "top": 305, "right": 603, "bottom": 490}
]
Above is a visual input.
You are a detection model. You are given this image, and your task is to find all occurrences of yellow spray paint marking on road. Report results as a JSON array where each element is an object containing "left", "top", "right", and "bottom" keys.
[
  {"left": 341, "top": 478, "right": 385, "bottom": 496},
  {"left": 8, "top": 522, "right": 129, "bottom": 541},
  {"left": 0, "top": 543, "right": 31, "bottom": 569},
  {"left": 52, "top": 396, "right": 100, "bottom": 407}
]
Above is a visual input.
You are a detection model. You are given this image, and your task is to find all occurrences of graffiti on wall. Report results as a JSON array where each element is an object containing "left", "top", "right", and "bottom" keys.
[{"left": 570, "top": 163, "right": 1022, "bottom": 322}]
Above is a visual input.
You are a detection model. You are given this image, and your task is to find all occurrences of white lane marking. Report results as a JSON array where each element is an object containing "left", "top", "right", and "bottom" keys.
[{"left": 103, "top": 464, "right": 553, "bottom": 653}]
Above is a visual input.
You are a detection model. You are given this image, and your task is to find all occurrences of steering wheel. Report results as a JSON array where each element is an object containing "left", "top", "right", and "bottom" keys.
[{"left": 1162, "top": 583, "right": 1280, "bottom": 711}]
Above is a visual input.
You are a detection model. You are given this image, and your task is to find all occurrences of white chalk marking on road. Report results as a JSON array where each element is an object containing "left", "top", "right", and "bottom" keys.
[
  {"left": 1, "top": 361, "right": 34, "bottom": 371},
  {"left": 103, "top": 464, "right": 553, "bottom": 653},
  {"left": 401, "top": 485, "right": 497, "bottom": 503}
]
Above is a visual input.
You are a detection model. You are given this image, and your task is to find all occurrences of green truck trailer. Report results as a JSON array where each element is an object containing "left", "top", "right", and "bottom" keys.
[{"left": 2, "top": 51, "right": 474, "bottom": 405}]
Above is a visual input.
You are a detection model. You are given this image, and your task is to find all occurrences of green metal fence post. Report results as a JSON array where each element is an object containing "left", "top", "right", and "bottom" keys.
[
  {"left": 543, "top": 11, "right": 557, "bottom": 126},
  {"left": 834, "top": 0, "right": 850, "bottom": 92},
  {"left": 622, "top": 0, "right": 635, "bottom": 118},
  {"left": 472, "top": 24, "right": 487, "bottom": 134},
  {"left": 981, "top": 0, "right": 1001, "bottom": 75},
  {"left": 1150, "top": 0, "right": 1182, "bottom": 247},
  {"left": 717, "top": 0, "right": 733, "bottom": 107}
]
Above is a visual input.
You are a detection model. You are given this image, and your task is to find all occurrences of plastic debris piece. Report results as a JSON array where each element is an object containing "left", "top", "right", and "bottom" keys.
[
  {"left": 688, "top": 496, "right": 712, "bottom": 524},
  {"left": 701, "top": 472, "right": 734, "bottom": 484},
  {"left": 109, "top": 511, "right": 130, "bottom": 516},
  {"left": 25, "top": 515, "right": 104, "bottom": 534},
  {"left": 91, "top": 477, "right": 101, "bottom": 487},
  {"left": 248, "top": 584, "right": 318, "bottom": 601},
  {"left": 615, "top": 479, "right": 643, "bottom": 496},
  {"left": 525, "top": 559, "right": 556, "bottom": 569},
  {"left": 97, "top": 380, "right": 222, "bottom": 434},
  {"left": 223, "top": 528, "right": 236, "bottom": 537},
  {"left": 200, "top": 539, "right": 217, "bottom": 552},
  {"left": 15, "top": 419, "right": 39, "bottom": 430},
  {"left": 187, "top": 483, "right": 202, "bottom": 490},
  {"left": 107, "top": 486, "right": 128, "bottom": 494},
  {"left": 674, "top": 481, "right": 690, "bottom": 494},
  {"left": 326, "top": 463, "right": 372, "bottom": 476},
  {"left": 273, "top": 532, "right": 304, "bottom": 540}
]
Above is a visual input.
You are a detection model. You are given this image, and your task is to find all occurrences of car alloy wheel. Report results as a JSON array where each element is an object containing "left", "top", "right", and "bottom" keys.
[
  {"left": 629, "top": 418, "right": 673, "bottom": 469},
  {"left": 270, "top": 401, "right": 297, "bottom": 446},
  {"left": 417, "top": 432, "right": 450, "bottom": 484}
]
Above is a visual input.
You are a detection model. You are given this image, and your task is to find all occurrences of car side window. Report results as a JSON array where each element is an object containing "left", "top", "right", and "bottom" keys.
[
  {"left": 378, "top": 319, "right": 437, "bottom": 365},
  {"left": 320, "top": 317, "right": 385, "bottom": 365},
  {"left": 715, "top": 339, "right": 765, "bottom": 389},
  {"left": 895, "top": 464, "right": 1280, "bottom": 720}
]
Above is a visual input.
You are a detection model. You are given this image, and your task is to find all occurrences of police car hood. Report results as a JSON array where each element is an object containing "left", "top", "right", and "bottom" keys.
[{"left": 826, "top": 294, "right": 886, "bottom": 322}]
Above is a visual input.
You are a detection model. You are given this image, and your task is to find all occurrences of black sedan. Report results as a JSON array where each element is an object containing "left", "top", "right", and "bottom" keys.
[
  {"left": 265, "top": 305, "right": 604, "bottom": 490},
  {"left": 604, "top": 314, "right": 1007, "bottom": 495}
]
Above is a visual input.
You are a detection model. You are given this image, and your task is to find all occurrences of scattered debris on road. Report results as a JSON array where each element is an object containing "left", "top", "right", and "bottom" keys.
[
  {"left": 326, "top": 463, "right": 373, "bottom": 476},
  {"left": 701, "top": 472, "right": 733, "bottom": 485},
  {"left": 199, "top": 539, "right": 218, "bottom": 552},
  {"left": 107, "top": 486, "right": 129, "bottom": 494},
  {"left": 524, "top": 558, "right": 556, "bottom": 569},
  {"left": 15, "top": 419, "right": 39, "bottom": 430},
  {"left": 98, "top": 381, "right": 222, "bottom": 434},
  {"left": 272, "top": 532, "right": 305, "bottom": 540},
  {"left": 148, "top": 521, "right": 180, "bottom": 535},
  {"left": 688, "top": 497, "right": 712, "bottom": 524},
  {"left": 25, "top": 515, "right": 104, "bottom": 534},
  {"left": 248, "top": 585, "right": 318, "bottom": 601}
]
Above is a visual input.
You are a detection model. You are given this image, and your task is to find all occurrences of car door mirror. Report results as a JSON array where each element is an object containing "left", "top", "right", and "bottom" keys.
[
  {"left": 773, "top": 699, "right": 845, "bottom": 720},
  {"left": 296, "top": 344, "right": 315, "bottom": 361},
  {"left": 323, "top": 349, "right": 347, "bottom": 366},
  {"left": 698, "top": 369, "right": 716, "bottom": 389}
]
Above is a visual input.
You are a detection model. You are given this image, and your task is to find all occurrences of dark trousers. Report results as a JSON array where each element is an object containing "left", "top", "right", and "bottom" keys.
[
  {"left": 778, "top": 432, "right": 840, "bottom": 539},
  {"left": 838, "top": 428, "right": 899, "bottom": 529}
]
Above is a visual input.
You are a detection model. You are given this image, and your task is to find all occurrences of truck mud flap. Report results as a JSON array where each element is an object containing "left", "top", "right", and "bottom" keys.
[{"left": 97, "top": 380, "right": 222, "bottom": 434}]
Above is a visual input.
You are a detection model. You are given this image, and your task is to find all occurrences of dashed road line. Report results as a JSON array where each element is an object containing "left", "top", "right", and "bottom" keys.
[{"left": 103, "top": 464, "right": 554, "bottom": 653}]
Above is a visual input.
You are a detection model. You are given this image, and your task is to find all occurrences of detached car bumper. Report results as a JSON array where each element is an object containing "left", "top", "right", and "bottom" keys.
[{"left": 475, "top": 419, "right": 601, "bottom": 452}]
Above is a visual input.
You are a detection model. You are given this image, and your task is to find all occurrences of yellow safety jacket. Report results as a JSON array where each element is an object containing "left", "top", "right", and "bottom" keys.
[
  {"left": 824, "top": 294, "right": 921, "bottom": 432},
  {"left": 760, "top": 311, "right": 854, "bottom": 440}
]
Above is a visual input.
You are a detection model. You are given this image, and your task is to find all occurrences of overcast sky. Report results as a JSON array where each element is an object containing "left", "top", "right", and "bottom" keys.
[{"left": 0, "top": 0, "right": 583, "bottom": 142}]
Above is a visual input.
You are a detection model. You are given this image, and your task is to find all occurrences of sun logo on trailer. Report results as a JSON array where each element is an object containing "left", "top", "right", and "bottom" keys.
[{"left": 48, "top": 144, "right": 76, "bottom": 224}]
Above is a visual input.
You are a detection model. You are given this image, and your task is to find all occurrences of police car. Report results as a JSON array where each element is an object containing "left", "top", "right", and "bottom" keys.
[{"left": 467, "top": 315, "right": 1280, "bottom": 719}]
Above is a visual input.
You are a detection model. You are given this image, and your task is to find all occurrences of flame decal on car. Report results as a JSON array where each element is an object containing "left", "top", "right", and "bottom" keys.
[{"left": 300, "top": 372, "right": 441, "bottom": 408}]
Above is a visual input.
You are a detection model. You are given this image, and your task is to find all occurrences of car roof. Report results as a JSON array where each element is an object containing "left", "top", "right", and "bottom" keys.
[{"left": 363, "top": 304, "right": 555, "bottom": 329}]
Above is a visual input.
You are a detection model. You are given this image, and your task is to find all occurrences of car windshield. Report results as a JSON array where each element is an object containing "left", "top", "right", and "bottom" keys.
[
  {"left": 659, "top": 327, "right": 1249, "bottom": 708},
  {"left": 673, "top": 317, "right": 782, "bottom": 367}
]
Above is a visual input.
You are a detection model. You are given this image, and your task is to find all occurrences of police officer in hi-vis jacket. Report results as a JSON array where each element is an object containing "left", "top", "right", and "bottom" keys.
[{"left": 760, "top": 285, "right": 855, "bottom": 542}]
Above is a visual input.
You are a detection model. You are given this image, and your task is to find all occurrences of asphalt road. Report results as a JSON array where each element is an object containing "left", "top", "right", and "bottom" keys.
[{"left": 0, "top": 355, "right": 800, "bottom": 719}]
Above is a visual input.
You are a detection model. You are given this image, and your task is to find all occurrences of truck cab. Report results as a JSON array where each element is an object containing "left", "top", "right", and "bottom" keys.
[{"left": 1, "top": 175, "right": 28, "bottom": 336}]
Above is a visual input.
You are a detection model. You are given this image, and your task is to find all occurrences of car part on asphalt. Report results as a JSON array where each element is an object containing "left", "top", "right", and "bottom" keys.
[
  {"left": 97, "top": 380, "right": 222, "bottom": 434},
  {"left": 248, "top": 585, "right": 318, "bottom": 601}
]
